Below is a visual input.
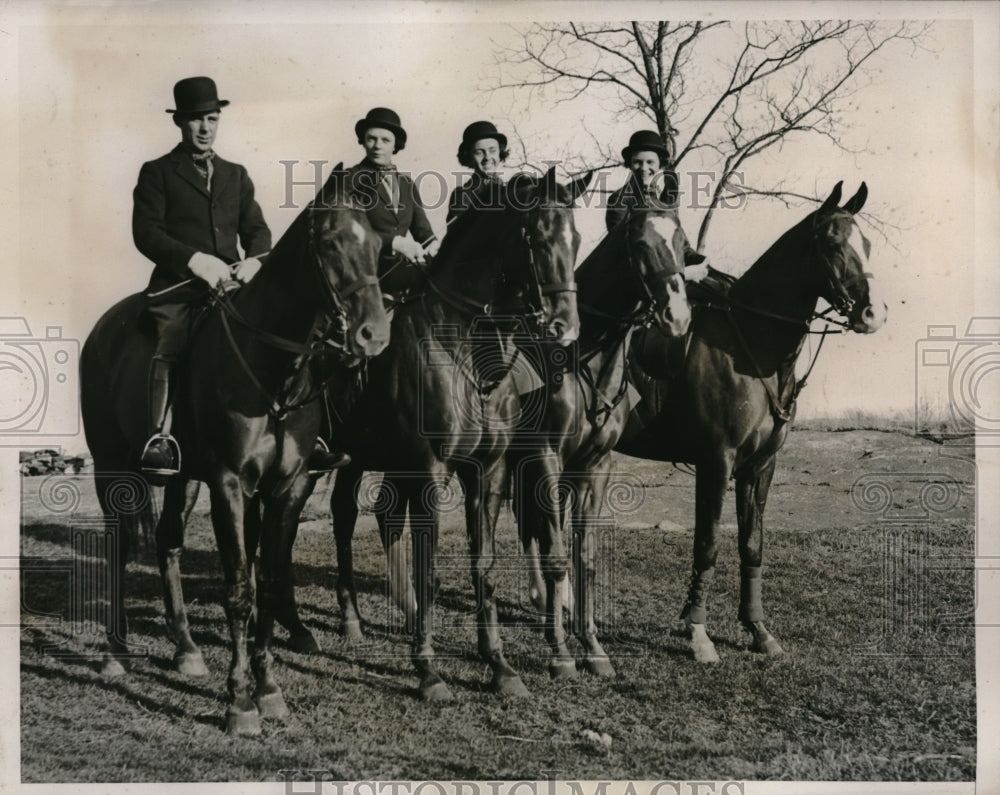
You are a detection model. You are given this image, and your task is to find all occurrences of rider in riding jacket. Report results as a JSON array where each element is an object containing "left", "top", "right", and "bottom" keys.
[
  {"left": 134, "top": 77, "right": 270, "bottom": 476},
  {"left": 337, "top": 107, "right": 439, "bottom": 293},
  {"left": 606, "top": 129, "right": 708, "bottom": 280},
  {"left": 134, "top": 77, "right": 333, "bottom": 476},
  {"left": 448, "top": 120, "right": 508, "bottom": 223}
]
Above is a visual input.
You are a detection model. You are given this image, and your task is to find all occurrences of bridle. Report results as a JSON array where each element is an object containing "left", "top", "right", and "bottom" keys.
[
  {"left": 577, "top": 216, "right": 684, "bottom": 332},
  {"left": 811, "top": 212, "right": 874, "bottom": 320},
  {"left": 213, "top": 206, "right": 381, "bottom": 419},
  {"left": 425, "top": 200, "right": 578, "bottom": 339}
]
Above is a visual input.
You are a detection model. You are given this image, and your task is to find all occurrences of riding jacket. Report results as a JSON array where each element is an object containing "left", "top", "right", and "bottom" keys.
[
  {"left": 133, "top": 144, "right": 271, "bottom": 294},
  {"left": 337, "top": 158, "right": 434, "bottom": 272}
]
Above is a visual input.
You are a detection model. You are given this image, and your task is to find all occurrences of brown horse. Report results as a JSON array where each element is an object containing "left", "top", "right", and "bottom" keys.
[
  {"left": 615, "top": 181, "right": 887, "bottom": 662},
  {"left": 80, "top": 166, "right": 390, "bottom": 733},
  {"left": 326, "top": 167, "right": 593, "bottom": 701},
  {"left": 510, "top": 205, "right": 692, "bottom": 679}
]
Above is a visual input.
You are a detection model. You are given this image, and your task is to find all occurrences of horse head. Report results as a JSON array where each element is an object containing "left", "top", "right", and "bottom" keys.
[
  {"left": 625, "top": 208, "right": 692, "bottom": 337},
  {"left": 502, "top": 166, "right": 594, "bottom": 344},
  {"left": 312, "top": 164, "right": 391, "bottom": 363},
  {"left": 811, "top": 182, "right": 887, "bottom": 334}
]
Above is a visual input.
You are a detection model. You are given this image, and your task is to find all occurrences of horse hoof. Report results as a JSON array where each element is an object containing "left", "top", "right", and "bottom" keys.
[
  {"left": 548, "top": 658, "right": 579, "bottom": 680},
  {"left": 100, "top": 655, "right": 127, "bottom": 677},
  {"left": 753, "top": 634, "right": 785, "bottom": 656},
  {"left": 225, "top": 706, "right": 262, "bottom": 736},
  {"left": 419, "top": 677, "right": 455, "bottom": 703},
  {"left": 692, "top": 642, "right": 720, "bottom": 664},
  {"left": 174, "top": 651, "right": 209, "bottom": 678},
  {"left": 493, "top": 672, "right": 530, "bottom": 698},
  {"left": 342, "top": 620, "right": 364, "bottom": 644},
  {"left": 287, "top": 631, "right": 321, "bottom": 655},
  {"left": 255, "top": 689, "right": 290, "bottom": 720},
  {"left": 584, "top": 655, "right": 616, "bottom": 678}
]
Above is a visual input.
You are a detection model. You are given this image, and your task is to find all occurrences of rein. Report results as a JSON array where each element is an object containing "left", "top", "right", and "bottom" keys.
[
  {"left": 694, "top": 270, "right": 855, "bottom": 424},
  {"left": 213, "top": 235, "right": 380, "bottom": 420}
]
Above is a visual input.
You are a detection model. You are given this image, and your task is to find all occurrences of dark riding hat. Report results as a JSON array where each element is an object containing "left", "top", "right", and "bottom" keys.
[
  {"left": 621, "top": 130, "right": 670, "bottom": 164},
  {"left": 355, "top": 107, "right": 407, "bottom": 151},
  {"left": 461, "top": 120, "right": 508, "bottom": 150},
  {"left": 165, "top": 76, "right": 229, "bottom": 115}
]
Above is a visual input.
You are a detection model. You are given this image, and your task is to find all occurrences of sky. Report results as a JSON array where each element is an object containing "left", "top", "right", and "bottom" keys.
[
  {"left": 2, "top": 1, "right": 996, "bottom": 443},
  {"left": 0, "top": 2, "right": 998, "bottom": 791},
  {"left": 1, "top": 3, "right": 996, "bottom": 437}
]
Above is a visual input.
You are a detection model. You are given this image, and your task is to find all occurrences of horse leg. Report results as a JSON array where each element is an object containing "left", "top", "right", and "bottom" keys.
[
  {"left": 570, "top": 466, "right": 616, "bottom": 678},
  {"left": 681, "top": 456, "right": 731, "bottom": 664},
  {"left": 331, "top": 463, "right": 366, "bottom": 641},
  {"left": 251, "top": 477, "right": 313, "bottom": 723},
  {"left": 736, "top": 458, "right": 784, "bottom": 656},
  {"left": 512, "top": 455, "right": 546, "bottom": 616},
  {"left": 401, "top": 474, "right": 452, "bottom": 702},
  {"left": 250, "top": 489, "right": 318, "bottom": 655},
  {"left": 156, "top": 478, "right": 208, "bottom": 676},
  {"left": 520, "top": 454, "right": 576, "bottom": 679},
  {"left": 207, "top": 473, "right": 259, "bottom": 735},
  {"left": 460, "top": 462, "right": 529, "bottom": 697},
  {"left": 373, "top": 474, "right": 418, "bottom": 635}
]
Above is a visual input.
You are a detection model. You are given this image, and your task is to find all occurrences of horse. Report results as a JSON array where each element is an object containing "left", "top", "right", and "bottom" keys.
[
  {"left": 79, "top": 166, "right": 390, "bottom": 734},
  {"left": 509, "top": 204, "right": 693, "bottom": 679},
  {"left": 325, "top": 167, "right": 593, "bottom": 701},
  {"left": 614, "top": 181, "right": 887, "bottom": 663}
]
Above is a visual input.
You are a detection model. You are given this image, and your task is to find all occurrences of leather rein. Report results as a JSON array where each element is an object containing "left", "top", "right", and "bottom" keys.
[{"left": 212, "top": 234, "right": 380, "bottom": 421}]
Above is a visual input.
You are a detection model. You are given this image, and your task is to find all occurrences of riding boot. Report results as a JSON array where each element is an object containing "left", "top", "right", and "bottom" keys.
[
  {"left": 141, "top": 356, "right": 181, "bottom": 476},
  {"left": 307, "top": 437, "right": 351, "bottom": 475}
]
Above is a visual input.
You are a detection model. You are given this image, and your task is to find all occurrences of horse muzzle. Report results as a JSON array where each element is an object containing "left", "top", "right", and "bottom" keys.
[
  {"left": 851, "top": 300, "right": 887, "bottom": 334},
  {"left": 654, "top": 274, "right": 691, "bottom": 338}
]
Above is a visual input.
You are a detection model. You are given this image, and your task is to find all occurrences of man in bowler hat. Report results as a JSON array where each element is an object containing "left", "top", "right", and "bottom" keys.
[{"left": 132, "top": 76, "right": 272, "bottom": 475}]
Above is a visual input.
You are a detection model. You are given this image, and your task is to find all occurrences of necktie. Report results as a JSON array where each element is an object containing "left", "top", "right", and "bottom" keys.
[
  {"left": 191, "top": 151, "right": 215, "bottom": 190},
  {"left": 381, "top": 171, "right": 399, "bottom": 212}
]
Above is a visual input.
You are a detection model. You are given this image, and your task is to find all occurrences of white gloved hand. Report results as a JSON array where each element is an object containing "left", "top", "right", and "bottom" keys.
[
  {"left": 423, "top": 238, "right": 441, "bottom": 258},
  {"left": 684, "top": 262, "right": 710, "bottom": 283},
  {"left": 233, "top": 256, "right": 263, "bottom": 283},
  {"left": 392, "top": 235, "right": 426, "bottom": 264},
  {"left": 188, "top": 251, "right": 232, "bottom": 288}
]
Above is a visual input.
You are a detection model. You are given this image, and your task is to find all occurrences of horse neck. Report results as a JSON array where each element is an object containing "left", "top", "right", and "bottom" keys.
[
  {"left": 576, "top": 232, "right": 641, "bottom": 348},
  {"left": 239, "top": 230, "right": 321, "bottom": 344},
  {"left": 428, "top": 208, "right": 512, "bottom": 324}
]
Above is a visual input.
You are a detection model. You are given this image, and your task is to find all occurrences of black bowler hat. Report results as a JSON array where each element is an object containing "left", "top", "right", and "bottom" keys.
[
  {"left": 461, "top": 120, "right": 507, "bottom": 150},
  {"left": 165, "top": 76, "right": 229, "bottom": 114},
  {"left": 621, "top": 130, "right": 670, "bottom": 164},
  {"left": 355, "top": 107, "right": 407, "bottom": 151}
]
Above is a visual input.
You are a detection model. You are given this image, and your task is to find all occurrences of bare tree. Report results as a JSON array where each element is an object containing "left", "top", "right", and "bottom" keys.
[{"left": 488, "top": 20, "right": 931, "bottom": 249}]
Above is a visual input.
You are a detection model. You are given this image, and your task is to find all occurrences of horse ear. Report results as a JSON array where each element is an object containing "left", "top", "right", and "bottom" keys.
[
  {"left": 842, "top": 182, "right": 868, "bottom": 215},
  {"left": 333, "top": 161, "right": 344, "bottom": 171},
  {"left": 568, "top": 169, "right": 595, "bottom": 202},
  {"left": 819, "top": 181, "right": 843, "bottom": 213}
]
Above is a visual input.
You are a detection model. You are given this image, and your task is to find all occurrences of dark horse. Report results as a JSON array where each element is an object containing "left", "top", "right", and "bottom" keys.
[
  {"left": 325, "top": 167, "right": 593, "bottom": 701},
  {"left": 510, "top": 205, "right": 693, "bottom": 679},
  {"left": 615, "top": 181, "right": 887, "bottom": 662},
  {"left": 80, "top": 167, "right": 390, "bottom": 733}
]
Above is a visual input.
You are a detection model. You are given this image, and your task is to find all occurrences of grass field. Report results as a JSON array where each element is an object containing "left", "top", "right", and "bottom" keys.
[{"left": 19, "top": 427, "right": 977, "bottom": 783}]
